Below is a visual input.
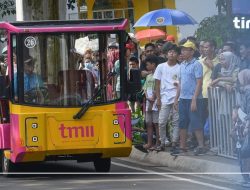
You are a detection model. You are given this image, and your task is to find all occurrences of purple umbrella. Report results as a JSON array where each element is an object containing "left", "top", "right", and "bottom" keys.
[{"left": 134, "top": 8, "right": 197, "bottom": 27}]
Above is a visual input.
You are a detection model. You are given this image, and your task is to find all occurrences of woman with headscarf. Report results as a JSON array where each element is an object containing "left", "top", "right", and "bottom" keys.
[
  {"left": 210, "top": 51, "right": 240, "bottom": 89},
  {"left": 210, "top": 52, "right": 240, "bottom": 116},
  {"left": 232, "top": 69, "right": 250, "bottom": 186},
  {"left": 235, "top": 69, "right": 250, "bottom": 120}
]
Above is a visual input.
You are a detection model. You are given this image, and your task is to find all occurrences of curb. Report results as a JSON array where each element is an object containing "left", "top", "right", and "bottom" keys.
[{"left": 129, "top": 146, "right": 243, "bottom": 182}]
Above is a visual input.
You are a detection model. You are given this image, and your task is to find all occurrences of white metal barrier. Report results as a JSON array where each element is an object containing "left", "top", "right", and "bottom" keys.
[{"left": 208, "top": 87, "right": 237, "bottom": 159}]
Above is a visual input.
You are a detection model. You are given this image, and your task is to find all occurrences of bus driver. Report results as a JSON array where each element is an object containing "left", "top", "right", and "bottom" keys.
[{"left": 14, "top": 56, "right": 44, "bottom": 103}]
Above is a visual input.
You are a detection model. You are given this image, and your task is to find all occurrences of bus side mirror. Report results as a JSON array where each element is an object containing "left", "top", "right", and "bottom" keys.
[
  {"left": 127, "top": 69, "right": 141, "bottom": 94},
  {"left": 0, "top": 76, "right": 9, "bottom": 98}
]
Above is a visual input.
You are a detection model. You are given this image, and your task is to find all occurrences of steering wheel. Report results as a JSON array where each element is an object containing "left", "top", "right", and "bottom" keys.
[
  {"left": 24, "top": 87, "right": 48, "bottom": 104},
  {"left": 54, "top": 94, "right": 83, "bottom": 106}
]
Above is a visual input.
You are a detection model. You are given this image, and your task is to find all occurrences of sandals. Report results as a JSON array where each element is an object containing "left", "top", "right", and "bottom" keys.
[
  {"left": 143, "top": 144, "right": 152, "bottom": 150},
  {"left": 171, "top": 148, "right": 188, "bottom": 156},
  {"left": 154, "top": 145, "right": 165, "bottom": 151}
]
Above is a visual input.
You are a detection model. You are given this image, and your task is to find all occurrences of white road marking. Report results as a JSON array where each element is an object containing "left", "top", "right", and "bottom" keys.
[
  {"left": 21, "top": 183, "right": 45, "bottom": 186},
  {"left": 117, "top": 157, "right": 242, "bottom": 184},
  {"left": 111, "top": 161, "right": 235, "bottom": 190},
  {"left": 65, "top": 178, "right": 182, "bottom": 184}
]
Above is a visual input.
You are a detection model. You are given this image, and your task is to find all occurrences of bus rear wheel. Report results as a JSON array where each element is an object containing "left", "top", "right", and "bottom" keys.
[
  {"left": 2, "top": 151, "right": 16, "bottom": 176},
  {"left": 94, "top": 158, "right": 111, "bottom": 172}
]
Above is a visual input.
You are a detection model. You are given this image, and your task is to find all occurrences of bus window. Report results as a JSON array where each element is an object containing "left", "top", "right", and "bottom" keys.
[
  {"left": 0, "top": 30, "right": 10, "bottom": 123},
  {"left": 0, "top": 29, "right": 8, "bottom": 76},
  {"left": 106, "top": 34, "right": 120, "bottom": 101},
  {"left": 12, "top": 32, "right": 122, "bottom": 106}
]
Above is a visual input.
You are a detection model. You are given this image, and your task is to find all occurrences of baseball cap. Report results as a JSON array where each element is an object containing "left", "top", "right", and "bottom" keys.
[
  {"left": 24, "top": 56, "right": 34, "bottom": 65},
  {"left": 181, "top": 40, "right": 196, "bottom": 50},
  {"left": 166, "top": 35, "right": 175, "bottom": 42}
]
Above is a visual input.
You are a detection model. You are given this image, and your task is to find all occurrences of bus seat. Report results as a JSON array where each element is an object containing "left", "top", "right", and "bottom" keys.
[
  {"left": 58, "top": 70, "right": 95, "bottom": 104},
  {"left": 47, "top": 84, "right": 59, "bottom": 100}
]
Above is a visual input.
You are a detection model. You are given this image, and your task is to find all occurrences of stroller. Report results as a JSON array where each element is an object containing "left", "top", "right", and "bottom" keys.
[{"left": 231, "top": 108, "right": 250, "bottom": 182}]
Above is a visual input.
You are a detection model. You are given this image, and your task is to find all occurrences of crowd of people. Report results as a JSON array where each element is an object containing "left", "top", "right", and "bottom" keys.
[
  {"left": 122, "top": 35, "right": 250, "bottom": 182},
  {"left": 2, "top": 32, "right": 248, "bottom": 180}
]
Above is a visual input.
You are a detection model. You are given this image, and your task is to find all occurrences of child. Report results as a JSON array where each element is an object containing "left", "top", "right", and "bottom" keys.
[
  {"left": 142, "top": 55, "right": 160, "bottom": 150},
  {"left": 128, "top": 56, "right": 140, "bottom": 113},
  {"left": 154, "top": 43, "right": 181, "bottom": 151}
]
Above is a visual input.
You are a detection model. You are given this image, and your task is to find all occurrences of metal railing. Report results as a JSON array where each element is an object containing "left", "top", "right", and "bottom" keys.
[{"left": 208, "top": 87, "right": 237, "bottom": 159}]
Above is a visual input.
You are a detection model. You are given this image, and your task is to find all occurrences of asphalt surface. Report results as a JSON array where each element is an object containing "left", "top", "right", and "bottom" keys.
[{"left": 0, "top": 157, "right": 249, "bottom": 190}]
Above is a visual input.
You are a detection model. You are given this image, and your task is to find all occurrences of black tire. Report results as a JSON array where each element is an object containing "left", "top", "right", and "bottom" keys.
[
  {"left": 2, "top": 151, "right": 16, "bottom": 177},
  {"left": 94, "top": 158, "right": 111, "bottom": 172}
]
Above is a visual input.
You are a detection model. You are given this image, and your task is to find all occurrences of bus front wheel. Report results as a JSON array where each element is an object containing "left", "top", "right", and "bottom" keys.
[
  {"left": 94, "top": 158, "right": 111, "bottom": 172},
  {"left": 2, "top": 151, "right": 16, "bottom": 176}
]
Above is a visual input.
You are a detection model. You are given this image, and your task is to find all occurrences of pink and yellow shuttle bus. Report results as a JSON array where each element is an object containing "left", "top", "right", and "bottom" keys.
[{"left": 0, "top": 19, "right": 140, "bottom": 175}]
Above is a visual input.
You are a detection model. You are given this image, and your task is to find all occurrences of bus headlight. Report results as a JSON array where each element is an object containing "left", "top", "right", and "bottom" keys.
[{"left": 113, "top": 132, "right": 119, "bottom": 138}]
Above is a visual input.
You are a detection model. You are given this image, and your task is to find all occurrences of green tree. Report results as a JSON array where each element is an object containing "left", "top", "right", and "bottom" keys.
[
  {"left": 67, "top": 0, "right": 76, "bottom": 10},
  {"left": 25, "top": 0, "right": 59, "bottom": 20},
  {"left": 216, "top": 0, "right": 232, "bottom": 16},
  {"left": 195, "top": 15, "right": 235, "bottom": 48},
  {"left": 196, "top": 0, "right": 250, "bottom": 48},
  {"left": 0, "top": 0, "right": 16, "bottom": 18}
]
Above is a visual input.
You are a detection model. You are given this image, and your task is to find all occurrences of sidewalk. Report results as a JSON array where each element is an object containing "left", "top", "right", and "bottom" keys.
[{"left": 129, "top": 146, "right": 243, "bottom": 182}]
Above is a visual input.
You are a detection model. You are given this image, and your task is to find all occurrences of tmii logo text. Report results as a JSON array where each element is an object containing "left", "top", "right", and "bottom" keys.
[
  {"left": 233, "top": 17, "right": 250, "bottom": 29},
  {"left": 59, "top": 124, "right": 94, "bottom": 138}
]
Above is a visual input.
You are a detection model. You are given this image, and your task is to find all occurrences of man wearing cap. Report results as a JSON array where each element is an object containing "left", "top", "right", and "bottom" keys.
[
  {"left": 23, "top": 57, "right": 43, "bottom": 91},
  {"left": 173, "top": 40, "right": 206, "bottom": 156},
  {"left": 14, "top": 56, "right": 44, "bottom": 102}
]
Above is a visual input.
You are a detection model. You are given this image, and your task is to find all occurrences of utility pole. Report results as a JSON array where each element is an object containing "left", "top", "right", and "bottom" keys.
[{"left": 16, "top": 0, "right": 24, "bottom": 21}]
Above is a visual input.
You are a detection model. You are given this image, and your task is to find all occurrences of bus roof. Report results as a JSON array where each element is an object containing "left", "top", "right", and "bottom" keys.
[{"left": 0, "top": 18, "right": 128, "bottom": 33}]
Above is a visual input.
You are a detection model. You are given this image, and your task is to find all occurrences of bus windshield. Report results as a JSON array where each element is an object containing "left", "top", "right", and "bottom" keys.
[{"left": 12, "top": 32, "right": 122, "bottom": 106}]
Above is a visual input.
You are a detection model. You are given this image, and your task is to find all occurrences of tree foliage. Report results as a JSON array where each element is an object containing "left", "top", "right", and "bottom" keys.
[
  {"left": 195, "top": 15, "right": 233, "bottom": 47},
  {"left": 196, "top": 0, "right": 250, "bottom": 48},
  {"left": 0, "top": 0, "right": 16, "bottom": 18},
  {"left": 216, "top": 0, "right": 232, "bottom": 15},
  {"left": 195, "top": 15, "right": 250, "bottom": 48},
  {"left": 67, "top": 0, "right": 76, "bottom": 10}
]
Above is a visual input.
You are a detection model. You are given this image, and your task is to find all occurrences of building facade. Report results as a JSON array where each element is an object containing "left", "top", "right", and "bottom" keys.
[
  {"left": 1, "top": 0, "right": 218, "bottom": 42},
  {"left": 72, "top": 0, "right": 218, "bottom": 41},
  {"left": 75, "top": 0, "right": 177, "bottom": 39}
]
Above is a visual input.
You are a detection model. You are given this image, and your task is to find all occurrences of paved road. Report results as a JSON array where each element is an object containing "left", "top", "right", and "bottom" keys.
[{"left": 0, "top": 157, "right": 248, "bottom": 190}]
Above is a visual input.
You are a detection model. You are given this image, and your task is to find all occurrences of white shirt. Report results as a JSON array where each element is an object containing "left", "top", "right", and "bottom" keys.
[{"left": 153, "top": 62, "right": 180, "bottom": 105}]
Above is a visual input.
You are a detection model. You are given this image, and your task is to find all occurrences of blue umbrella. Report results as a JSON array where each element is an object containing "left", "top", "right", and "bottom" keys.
[{"left": 134, "top": 8, "right": 197, "bottom": 27}]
